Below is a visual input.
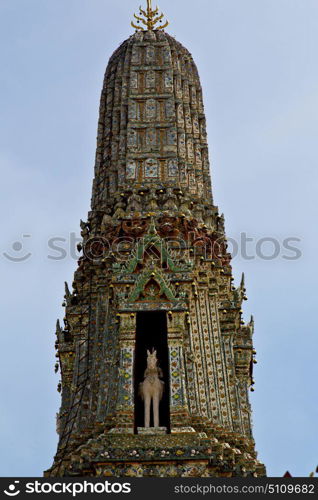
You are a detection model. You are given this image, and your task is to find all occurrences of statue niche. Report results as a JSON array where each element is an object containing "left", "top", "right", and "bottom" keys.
[
  {"left": 134, "top": 311, "right": 170, "bottom": 432},
  {"left": 139, "top": 349, "right": 164, "bottom": 428}
]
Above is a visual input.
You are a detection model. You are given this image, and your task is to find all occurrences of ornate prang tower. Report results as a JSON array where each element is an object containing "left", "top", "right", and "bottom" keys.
[{"left": 46, "top": 1, "right": 266, "bottom": 477}]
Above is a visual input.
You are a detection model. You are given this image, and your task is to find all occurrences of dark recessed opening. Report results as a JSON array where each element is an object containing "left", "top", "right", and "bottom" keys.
[{"left": 134, "top": 311, "right": 170, "bottom": 433}]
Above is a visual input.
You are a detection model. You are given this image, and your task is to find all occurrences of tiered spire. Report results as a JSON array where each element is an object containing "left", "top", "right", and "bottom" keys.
[{"left": 46, "top": 3, "right": 266, "bottom": 478}]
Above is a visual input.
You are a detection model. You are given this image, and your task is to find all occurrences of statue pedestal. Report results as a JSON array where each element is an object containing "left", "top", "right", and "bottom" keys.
[
  {"left": 137, "top": 427, "right": 167, "bottom": 435},
  {"left": 108, "top": 428, "right": 134, "bottom": 435},
  {"left": 171, "top": 427, "right": 196, "bottom": 434}
]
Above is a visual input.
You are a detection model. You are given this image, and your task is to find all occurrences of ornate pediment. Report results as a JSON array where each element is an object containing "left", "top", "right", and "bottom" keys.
[
  {"left": 114, "top": 219, "right": 193, "bottom": 275},
  {"left": 129, "top": 266, "right": 176, "bottom": 302}
]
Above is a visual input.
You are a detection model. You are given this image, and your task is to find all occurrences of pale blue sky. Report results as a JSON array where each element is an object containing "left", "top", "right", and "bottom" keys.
[{"left": 0, "top": 0, "right": 317, "bottom": 477}]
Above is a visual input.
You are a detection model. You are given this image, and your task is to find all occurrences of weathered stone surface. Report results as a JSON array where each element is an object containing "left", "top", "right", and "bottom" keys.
[
  {"left": 46, "top": 26, "right": 265, "bottom": 478},
  {"left": 91, "top": 30, "right": 212, "bottom": 210}
]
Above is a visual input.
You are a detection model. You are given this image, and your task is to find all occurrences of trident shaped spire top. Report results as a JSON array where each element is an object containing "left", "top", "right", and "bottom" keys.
[{"left": 131, "top": 0, "right": 169, "bottom": 31}]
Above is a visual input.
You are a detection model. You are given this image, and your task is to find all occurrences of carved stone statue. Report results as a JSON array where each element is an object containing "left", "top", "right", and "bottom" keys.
[
  {"left": 162, "top": 187, "right": 178, "bottom": 212},
  {"left": 101, "top": 212, "right": 114, "bottom": 234},
  {"left": 148, "top": 188, "right": 159, "bottom": 212},
  {"left": 113, "top": 195, "right": 126, "bottom": 219},
  {"left": 126, "top": 191, "right": 142, "bottom": 213},
  {"left": 80, "top": 219, "right": 90, "bottom": 239},
  {"left": 139, "top": 349, "right": 164, "bottom": 428},
  {"left": 179, "top": 193, "right": 192, "bottom": 217},
  {"left": 159, "top": 215, "right": 180, "bottom": 237}
]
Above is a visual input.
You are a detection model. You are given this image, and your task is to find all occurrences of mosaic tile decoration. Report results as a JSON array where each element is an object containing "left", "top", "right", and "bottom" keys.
[
  {"left": 145, "top": 99, "right": 157, "bottom": 121},
  {"left": 117, "top": 347, "right": 134, "bottom": 407},
  {"left": 146, "top": 128, "right": 157, "bottom": 147},
  {"left": 165, "top": 99, "right": 175, "bottom": 119},
  {"left": 167, "top": 128, "right": 177, "bottom": 146},
  {"left": 146, "top": 70, "right": 156, "bottom": 89},
  {"left": 48, "top": 29, "right": 265, "bottom": 479},
  {"left": 168, "top": 159, "right": 178, "bottom": 177},
  {"left": 144, "top": 158, "right": 159, "bottom": 178},
  {"left": 169, "top": 346, "right": 185, "bottom": 408},
  {"left": 127, "top": 129, "right": 137, "bottom": 149},
  {"left": 126, "top": 160, "right": 137, "bottom": 179}
]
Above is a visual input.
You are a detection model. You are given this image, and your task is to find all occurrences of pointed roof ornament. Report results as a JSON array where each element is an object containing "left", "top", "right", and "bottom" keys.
[
  {"left": 148, "top": 217, "right": 158, "bottom": 235},
  {"left": 131, "top": 0, "right": 169, "bottom": 31},
  {"left": 240, "top": 273, "right": 245, "bottom": 289},
  {"left": 56, "top": 319, "right": 62, "bottom": 335}
]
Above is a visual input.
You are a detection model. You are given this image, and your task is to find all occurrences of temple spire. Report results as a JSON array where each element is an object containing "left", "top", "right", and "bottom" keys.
[
  {"left": 46, "top": 14, "right": 266, "bottom": 478},
  {"left": 131, "top": 0, "right": 169, "bottom": 31}
]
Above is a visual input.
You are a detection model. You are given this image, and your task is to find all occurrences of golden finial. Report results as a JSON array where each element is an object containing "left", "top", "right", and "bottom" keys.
[{"left": 131, "top": 0, "right": 169, "bottom": 31}]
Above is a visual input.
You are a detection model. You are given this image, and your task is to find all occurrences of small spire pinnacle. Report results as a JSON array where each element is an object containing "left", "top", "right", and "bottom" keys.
[
  {"left": 64, "top": 282, "right": 70, "bottom": 298},
  {"left": 148, "top": 217, "right": 158, "bottom": 235},
  {"left": 131, "top": 0, "right": 169, "bottom": 31},
  {"left": 240, "top": 272, "right": 245, "bottom": 289}
]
